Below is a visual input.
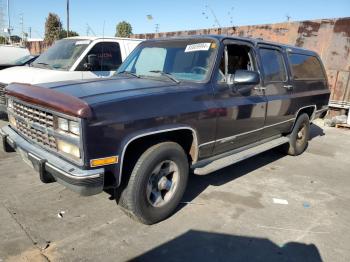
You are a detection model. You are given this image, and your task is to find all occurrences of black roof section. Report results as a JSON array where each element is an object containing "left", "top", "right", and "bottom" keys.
[{"left": 146, "top": 34, "right": 318, "bottom": 56}]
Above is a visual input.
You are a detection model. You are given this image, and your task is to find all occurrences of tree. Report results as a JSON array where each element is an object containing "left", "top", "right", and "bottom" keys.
[
  {"left": 0, "top": 36, "right": 8, "bottom": 45},
  {"left": 44, "top": 13, "right": 62, "bottom": 44},
  {"left": 59, "top": 29, "right": 79, "bottom": 39},
  {"left": 115, "top": 21, "right": 133, "bottom": 37}
]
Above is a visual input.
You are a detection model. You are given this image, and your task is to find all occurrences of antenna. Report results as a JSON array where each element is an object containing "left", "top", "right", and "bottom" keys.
[
  {"left": 86, "top": 23, "right": 96, "bottom": 36},
  {"left": 102, "top": 20, "right": 105, "bottom": 38},
  {"left": 19, "top": 13, "right": 24, "bottom": 44},
  {"left": 286, "top": 14, "right": 291, "bottom": 22}
]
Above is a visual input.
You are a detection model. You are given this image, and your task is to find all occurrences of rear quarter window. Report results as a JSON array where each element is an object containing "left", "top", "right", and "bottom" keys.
[{"left": 288, "top": 53, "right": 325, "bottom": 80}]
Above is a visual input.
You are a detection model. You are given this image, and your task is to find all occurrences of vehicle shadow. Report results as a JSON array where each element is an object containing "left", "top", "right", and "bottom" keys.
[
  {"left": 180, "top": 123, "right": 324, "bottom": 209},
  {"left": 131, "top": 230, "right": 322, "bottom": 262},
  {"left": 181, "top": 148, "right": 284, "bottom": 207},
  {"left": 309, "top": 123, "right": 325, "bottom": 140}
]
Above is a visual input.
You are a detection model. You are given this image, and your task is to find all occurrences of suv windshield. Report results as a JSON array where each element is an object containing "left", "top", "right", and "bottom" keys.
[
  {"left": 117, "top": 39, "right": 218, "bottom": 82},
  {"left": 32, "top": 39, "right": 90, "bottom": 70}
]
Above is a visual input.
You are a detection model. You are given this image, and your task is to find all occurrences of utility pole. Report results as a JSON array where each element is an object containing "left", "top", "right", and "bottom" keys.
[
  {"left": 66, "top": 0, "right": 70, "bottom": 37},
  {"left": 19, "top": 13, "right": 24, "bottom": 44},
  {"left": 7, "top": 0, "right": 11, "bottom": 42},
  {"left": 28, "top": 26, "right": 31, "bottom": 38},
  {"left": 155, "top": 23, "right": 159, "bottom": 33}
]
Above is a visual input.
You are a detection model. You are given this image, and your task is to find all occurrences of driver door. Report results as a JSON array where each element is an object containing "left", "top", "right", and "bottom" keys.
[{"left": 212, "top": 41, "right": 267, "bottom": 155}]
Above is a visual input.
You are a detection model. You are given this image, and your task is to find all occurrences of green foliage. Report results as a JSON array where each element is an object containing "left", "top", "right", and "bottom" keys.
[
  {"left": 0, "top": 36, "right": 8, "bottom": 45},
  {"left": 44, "top": 13, "right": 79, "bottom": 43},
  {"left": 44, "top": 13, "right": 62, "bottom": 44},
  {"left": 115, "top": 21, "right": 133, "bottom": 37},
  {"left": 59, "top": 29, "right": 79, "bottom": 39}
]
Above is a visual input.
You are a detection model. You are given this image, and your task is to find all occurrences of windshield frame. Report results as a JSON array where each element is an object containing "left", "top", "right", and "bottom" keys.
[
  {"left": 32, "top": 39, "right": 91, "bottom": 71},
  {"left": 116, "top": 37, "right": 220, "bottom": 84}
]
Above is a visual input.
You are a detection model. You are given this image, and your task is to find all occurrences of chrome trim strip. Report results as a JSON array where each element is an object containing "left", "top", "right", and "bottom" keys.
[
  {"left": 46, "top": 163, "right": 101, "bottom": 180},
  {"left": 199, "top": 118, "right": 295, "bottom": 147},
  {"left": 118, "top": 127, "right": 199, "bottom": 185}
]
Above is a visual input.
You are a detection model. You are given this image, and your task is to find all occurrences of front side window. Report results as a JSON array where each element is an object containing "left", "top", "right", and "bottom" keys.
[
  {"left": 32, "top": 39, "right": 90, "bottom": 71},
  {"left": 288, "top": 54, "right": 325, "bottom": 80},
  {"left": 216, "top": 44, "right": 255, "bottom": 83},
  {"left": 259, "top": 48, "right": 287, "bottom": 82},
  {"left": 77, "top": 42, "right": 122, "bottom": 71},
  {"left": 117, "top": 39, "right": 218, "bottom": 82}
]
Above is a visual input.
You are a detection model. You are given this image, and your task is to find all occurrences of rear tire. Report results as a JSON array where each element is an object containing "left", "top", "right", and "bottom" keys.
[
  {"left": 284, "top": 113, "right": 310, "bottom": 156},
  {"left": 120, "top": 142, "right": 189, "bottom": 224}
]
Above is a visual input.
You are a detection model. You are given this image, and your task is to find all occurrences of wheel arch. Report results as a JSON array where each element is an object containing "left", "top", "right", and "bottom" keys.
[
  {"left": 117, "top": 126, "right": 199, "bottom": 186},
  {"left": 290, "top": 105, "right": 316, "bottom": 132}
]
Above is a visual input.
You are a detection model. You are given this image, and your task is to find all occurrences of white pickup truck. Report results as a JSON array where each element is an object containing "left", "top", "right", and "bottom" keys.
[{"left": 0, "top": 36, "right": 143, "bottom": 112}]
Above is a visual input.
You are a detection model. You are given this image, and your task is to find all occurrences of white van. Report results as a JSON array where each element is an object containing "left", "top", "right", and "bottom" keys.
[
  {"left": 0, "top": 36, "right": 143, "bottom": 111},
  {"left": 0, "top": 45, "right": 30, "bottom": 64}
]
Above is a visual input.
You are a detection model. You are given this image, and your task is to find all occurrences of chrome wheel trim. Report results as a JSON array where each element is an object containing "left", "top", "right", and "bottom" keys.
[{"left": 146, "top": 160, "right": 180, "bottom": 208}]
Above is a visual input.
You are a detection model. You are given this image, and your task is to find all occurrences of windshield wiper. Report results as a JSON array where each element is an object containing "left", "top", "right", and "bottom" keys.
[
  {"left": 149, "top": 70, "right": 180, "bottom": 84},
  {"left": 117, "top": 71, "right": 140, "bottom": 78},
  {"left": 35, "top": 62, "right": 51, "bottom": 68}
]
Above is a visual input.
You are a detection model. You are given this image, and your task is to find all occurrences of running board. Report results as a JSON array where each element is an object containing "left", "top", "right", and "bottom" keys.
[{"left": 193, "top": 136, "right": 289, "bottom": 175}]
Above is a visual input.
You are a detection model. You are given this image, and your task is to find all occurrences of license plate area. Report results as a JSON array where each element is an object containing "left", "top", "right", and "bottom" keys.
[{"left": 17, "top": 147, "right": 34, "bottom": 169}]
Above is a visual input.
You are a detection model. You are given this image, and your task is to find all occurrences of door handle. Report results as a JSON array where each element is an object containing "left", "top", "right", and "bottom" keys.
[
  {"left": 253, "top": 86, "right": 266, "bottom": 91},
  {"left": 283, "top": 85, "right": 293, "bottom": 91}
]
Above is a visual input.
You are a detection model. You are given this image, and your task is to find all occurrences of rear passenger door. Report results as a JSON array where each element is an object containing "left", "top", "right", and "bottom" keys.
[
  {"left": 258, "top": 45, "right": 294, "bottom": 139},
  {"left": 77, "top": 42, "right": 123, "bottom": 79}
]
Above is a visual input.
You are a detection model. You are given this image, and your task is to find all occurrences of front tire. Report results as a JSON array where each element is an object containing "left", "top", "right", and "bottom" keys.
[
  {"left": 285, "top": 113, "right": 310, "bottom": 156},
  {"left": 121, "top": 142, "right": 189, "bottom": 224}
]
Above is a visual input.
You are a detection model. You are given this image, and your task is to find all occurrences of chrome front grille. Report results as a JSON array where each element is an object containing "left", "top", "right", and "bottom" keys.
[
  {"left": 12, "top": 100, "right": 58, "bottom": 150},
  {"left": 0, "top": 83, "right": 6, "bottom": 105}
]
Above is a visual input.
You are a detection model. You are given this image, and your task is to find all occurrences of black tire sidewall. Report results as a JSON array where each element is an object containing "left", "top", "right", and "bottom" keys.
[
  {"left": 129, "top": 142, "right": 189, "bottom": 224},
  {"left": 289, "top": 114, "right": 310, "bottom": 155}
]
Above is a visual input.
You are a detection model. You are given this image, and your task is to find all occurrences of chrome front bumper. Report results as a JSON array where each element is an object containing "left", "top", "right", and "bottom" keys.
[{"left": 0, "top": 125, "right": 104, "bottom": 196}]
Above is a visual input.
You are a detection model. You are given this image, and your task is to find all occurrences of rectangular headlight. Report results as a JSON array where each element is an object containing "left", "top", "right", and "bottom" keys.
[
  {"left": 57, "top": 139, "right": 80, "bottom": 158},
  {"left": 7, "top": 98, "right": 13, "bottom": 109},
  {"left": 69, "top": 121, "right": 80, "bottom": 136},
  {"left": 8, "top": 114, "right": 16, "bottom": 128},
  {"left": 57, "top": 117, "right": 69, "bottom": 132}
]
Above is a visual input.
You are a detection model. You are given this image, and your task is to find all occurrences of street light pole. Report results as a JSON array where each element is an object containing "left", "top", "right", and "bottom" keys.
[{"left": 66, "top": 0, "right": 69, "bottom": 37}]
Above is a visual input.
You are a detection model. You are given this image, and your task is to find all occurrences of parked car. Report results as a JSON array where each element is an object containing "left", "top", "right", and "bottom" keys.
[
  {"left": 0, "top": 45, "right": 30, "bottom": 65},
  {"left": 0, "top": 35, "right": 330, "bottom": 224},
  {"left": 0, "top": 36, "right": 143, "bottom": 112},
  {"left": 0, "top": 55, "right": 39, "bottom": 70}
]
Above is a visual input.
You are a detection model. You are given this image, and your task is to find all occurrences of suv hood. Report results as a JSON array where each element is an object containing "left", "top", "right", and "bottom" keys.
[{"left": 36, "top": 76, "right": 180, "bottom": 105}]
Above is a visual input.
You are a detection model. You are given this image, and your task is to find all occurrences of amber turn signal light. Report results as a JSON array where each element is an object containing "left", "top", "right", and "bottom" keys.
[{"left": 90, "top": 156, "right": 118, "bottom": 167}]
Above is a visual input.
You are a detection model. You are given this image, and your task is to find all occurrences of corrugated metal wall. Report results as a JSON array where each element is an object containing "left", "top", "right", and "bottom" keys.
[{"left": 132, "top": 17, "right": 350, "bottom": 109}]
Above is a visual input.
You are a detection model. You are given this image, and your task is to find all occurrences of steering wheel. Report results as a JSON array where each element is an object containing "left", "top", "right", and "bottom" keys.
[{"left": 191, "top": 66, "right": 208, "bottom": 74}]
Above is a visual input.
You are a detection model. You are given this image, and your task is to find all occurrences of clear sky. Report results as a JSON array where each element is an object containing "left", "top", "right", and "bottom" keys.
[{"left": 3, "top": 0, "right": 350, "bottom": 38}]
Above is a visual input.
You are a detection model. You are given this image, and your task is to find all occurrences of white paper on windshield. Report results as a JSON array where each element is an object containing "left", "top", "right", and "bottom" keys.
[
  {"left": 75, "top": 40, "right": 91, "bottom": 46},
  {"left": 184, "top": 43, "right": 211, "bottom": 52}
]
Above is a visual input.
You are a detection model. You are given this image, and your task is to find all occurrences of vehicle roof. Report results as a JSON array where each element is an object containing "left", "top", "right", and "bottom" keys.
[
  {"left": 65, "top": 36, "right": 144, "bottom": 42},
  {"left": 146, "top": 34, "right": 318, "bottom": 56}
]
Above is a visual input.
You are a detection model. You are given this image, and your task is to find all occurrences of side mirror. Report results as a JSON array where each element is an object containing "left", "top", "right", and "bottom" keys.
[
  {"left": 84, "top": 54, "right": 98, "bottom": 70},
  {"left": 233, "top": 70, "right": 260, "bottom": 85},
  {"left": 227, "top": 70, "right": 260, "bottom": 93}
]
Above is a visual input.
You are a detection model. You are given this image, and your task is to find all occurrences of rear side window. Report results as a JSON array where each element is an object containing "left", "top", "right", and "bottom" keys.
[
  {"left": 259, "top": 48, "right": 287, "bottom": 82},
  {"left": 288, "top": 54, "right": 325, "bottom": 80}
]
